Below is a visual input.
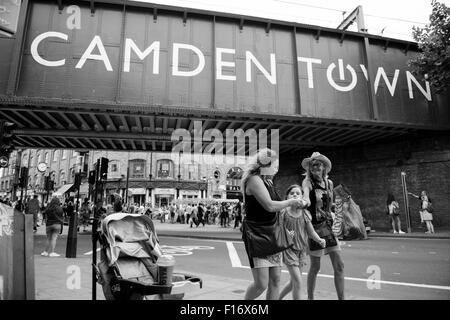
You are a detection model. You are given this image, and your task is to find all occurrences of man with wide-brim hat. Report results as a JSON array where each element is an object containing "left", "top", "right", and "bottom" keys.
[{"left": 301, "top": 151, "right": 345, "bottom": 300}]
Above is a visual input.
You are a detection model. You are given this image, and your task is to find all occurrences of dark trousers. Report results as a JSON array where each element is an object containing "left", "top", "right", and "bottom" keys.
[
  {"left": 234, "top": 216, "right": 242, "bottom": 229},
  {"left": 220, "top": 215, "right": 227, "bottom": 227}
]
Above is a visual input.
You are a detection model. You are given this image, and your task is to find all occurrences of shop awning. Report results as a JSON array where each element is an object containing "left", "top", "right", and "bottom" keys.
[
  {"left": 53, "top": 184, "right": 73, "bottom": 197},
  {"left": 127, "top": 188, "right": 146, "bottom": 196}
]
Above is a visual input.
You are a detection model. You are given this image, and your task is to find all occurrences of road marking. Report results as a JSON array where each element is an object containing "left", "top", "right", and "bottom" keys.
[
  {"left": 83, "top": 248, "right": 101, "bottom": 255},
  {"left": 226, "top": 241, "right": 243, "bottom": 268},
  {"left": 224, "top": 242, "right": 450, "bottom": 291},
  {"left": 160, "top": 245, "right": 215, "bottom": 256},
  {"left": 391, "top": 252, "right": 399, "bottom": 254}
]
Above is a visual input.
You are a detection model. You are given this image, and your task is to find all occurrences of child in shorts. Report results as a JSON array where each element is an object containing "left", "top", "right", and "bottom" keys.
[{"left": 279, "top": 184, "right": 326, "bottom": 300}]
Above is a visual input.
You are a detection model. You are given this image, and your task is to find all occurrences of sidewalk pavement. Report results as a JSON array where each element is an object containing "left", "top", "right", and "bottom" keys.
[{"left": 34, "top": 219, "right": 450, "bottom": 240}]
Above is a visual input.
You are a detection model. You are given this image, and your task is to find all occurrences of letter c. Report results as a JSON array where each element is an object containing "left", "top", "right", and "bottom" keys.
[
  {"left": 31, "top": 31, "right": 68, "bottom": 67},
  {"left": 326, "top": 60, "right": 357, "bottom": 92}
]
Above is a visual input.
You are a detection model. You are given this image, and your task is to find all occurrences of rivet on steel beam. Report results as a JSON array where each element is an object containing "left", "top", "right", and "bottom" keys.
[
  {"left": 90, "top": 0, "right": 95, "bottom": 16},
  {"left": 183, "top": 9, "right": 187, "bottom": 25},
  {"left": 239, "top": 17, "right": 244, "bottom": 31},
  {"left": 153, "top": 7, "right": 158, "bottom": 22}
]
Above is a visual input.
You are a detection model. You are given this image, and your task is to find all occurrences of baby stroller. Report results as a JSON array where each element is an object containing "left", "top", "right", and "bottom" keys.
[{"left": 94, "top": 213, "right": 202, "bottom": 300}]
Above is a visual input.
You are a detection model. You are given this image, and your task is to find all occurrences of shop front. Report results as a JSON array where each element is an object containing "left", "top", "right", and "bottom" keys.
[
  {"left": 179, "top": 190, "right": 201, "bottom": 200},
  {"left": 153, "top": 188, "right": 176, "bottom": 208},
  {"left": 128, "top": 188, "right": 146, "bottom": 206}
]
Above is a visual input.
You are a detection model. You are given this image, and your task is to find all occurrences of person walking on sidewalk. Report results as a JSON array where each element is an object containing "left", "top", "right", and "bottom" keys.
[
  {"left": 185, "top": 204, "right": 192, "bottom": 224},
  {"left": 409, "top": 190, "right": 435, "bottom": 234},
  {"left": 197, "top": 203, "right": 206, "bottom": 227},
  {"left": 233, "top": 201, "right": 243, "bottom": 229},
  {"left": 279, "top": 184, "right": 326, "bottom": 300},
  {"left": 26, "top": 195, "right": 41, "bottom": 232},
  {"left": 80, "top": 198, "right": 92, "bottom": 232},
  {"left": 220, "top": 202, "right": 228, "bottom": 227},
  {"left": 170, "top": 202, "right": 176, "bottom": 224},
  {"left": 301, "top": 152, "right": 345, "bottom": 300},
  {"left": 242, "top": 148, "right": 304, "bottom": 300},
  {"left": 41, "top": 197, "right": 64, "bottom": 257},
  {"left": 190, "top": 204, "right": 199, "bottom": 228},
  {"left": 386, "top": 193, "right": 404, "bottom": 234}
]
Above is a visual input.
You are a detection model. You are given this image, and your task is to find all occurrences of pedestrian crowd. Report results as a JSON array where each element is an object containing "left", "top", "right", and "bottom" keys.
[{"left": 148, "top": 200, "right": 243, "bottom": 229}]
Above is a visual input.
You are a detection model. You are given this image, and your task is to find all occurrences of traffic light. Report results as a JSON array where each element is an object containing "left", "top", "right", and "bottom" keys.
[
  {"left": 45, "top": 176, "right": 55, "bottom": 191},
  {"left": 74, "top": 172, "right": 81, "bottom": 188},
  {"left": 0, "top": 120, "right": 16, "bottom": 159},
  {"left": 100, "top": 157, "right": 109, "bottom": 180},
  {"left": 18, "top": 166, "right": 29, "bottom": 188},
  {"left": 88, "top": 170, "right": 96, "bottom": 184}
]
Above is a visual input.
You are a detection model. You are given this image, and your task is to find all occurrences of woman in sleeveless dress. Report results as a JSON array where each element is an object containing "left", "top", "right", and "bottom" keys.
[
  {"left": 242, "top": 148, "right": 304, "bottom": 300},
  {"left": 301, "top": 152, "right": 345, "bottom": 300}
]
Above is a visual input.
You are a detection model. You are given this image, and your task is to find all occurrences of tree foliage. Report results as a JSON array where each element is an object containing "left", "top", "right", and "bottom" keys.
[{"left": 408, "top": 0, "right": 450, "bottom": 93}]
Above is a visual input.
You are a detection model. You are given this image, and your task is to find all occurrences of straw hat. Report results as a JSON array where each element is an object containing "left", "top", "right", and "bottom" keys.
[{"left": 301, "top": 152, "right": 332, "bottom": 173}]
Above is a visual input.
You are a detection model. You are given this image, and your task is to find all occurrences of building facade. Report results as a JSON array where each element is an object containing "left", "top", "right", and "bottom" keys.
[
  {"left": 0, "top": 149, "right": 82, "bottom": 203},
  {"left": 0, "top": 149, "right": 246, "bottom": 206}
]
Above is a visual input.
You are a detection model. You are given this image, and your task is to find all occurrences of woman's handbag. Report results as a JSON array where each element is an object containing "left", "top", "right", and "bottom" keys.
[
  {"left": 242, "top": 213, "right": 294, "bottom": 258},
  {"left": 309, "top": 219, "right": 338, "bottom": 251}
]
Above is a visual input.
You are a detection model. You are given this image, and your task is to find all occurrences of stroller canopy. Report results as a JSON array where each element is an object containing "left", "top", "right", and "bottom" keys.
[{"left": 101, "top": 213, "right": 163, "bottom": 266}]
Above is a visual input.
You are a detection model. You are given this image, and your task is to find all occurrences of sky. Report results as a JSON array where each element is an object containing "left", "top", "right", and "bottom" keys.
[{"left": 135, "top": 0, "right": 450, "bottom": 42}]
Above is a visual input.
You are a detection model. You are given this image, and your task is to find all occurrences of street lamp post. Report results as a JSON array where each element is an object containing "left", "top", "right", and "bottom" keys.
[
  {"left": 125, "top": 165, "right": 130, "bottom": 205},
  {"left": 401, "top": 172, "right": 412, "bottom": 233}
]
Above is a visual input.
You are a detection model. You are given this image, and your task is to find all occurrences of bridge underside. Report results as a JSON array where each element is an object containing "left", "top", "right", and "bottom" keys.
[{"left": 0, "top": 96, "right": 438, "bottom": 154}]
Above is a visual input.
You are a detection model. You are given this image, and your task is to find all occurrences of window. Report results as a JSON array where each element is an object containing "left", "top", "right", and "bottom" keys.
[
  {"left": 45, "top": 152, "right": 49, "bottom": 163},
  {"left": 129, "top": 159, "right": 146, "bottom": 179},
  {"left": 60, "top": 170, "right": 65, "bottom": 185},
  {"left": 111, "top": 163, "right": 118, "bottom": 173},
  {"left": 157, "top": 159, "right": 174, "bottom": 179},
  {"left": 62, "top": 150, "right": 67, "bottom": 159},
  {"left": 5, "top": 181, "right": 8, "bottom": 190},
  {"left": 226, "top": 167, "right": 243, "bottom": 191},
  {"left": 1, "top": 181, "right": 4, "bottom": 190},
  {"left": 53, "top": 150, "right": 58, "bottom": 162}
]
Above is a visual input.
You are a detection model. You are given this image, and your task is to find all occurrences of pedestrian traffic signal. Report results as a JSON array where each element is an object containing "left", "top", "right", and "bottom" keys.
[
  {"left": 100, "top": 157, "right": 109, "bottom": 180},
  {"left": 0, "top": 120, "right": 16, "bottom": 159}
]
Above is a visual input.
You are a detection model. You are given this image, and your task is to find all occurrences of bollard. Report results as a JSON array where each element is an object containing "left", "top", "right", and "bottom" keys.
[{"left": 65, "top": 212, "right": 78, "bottom": 258}]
